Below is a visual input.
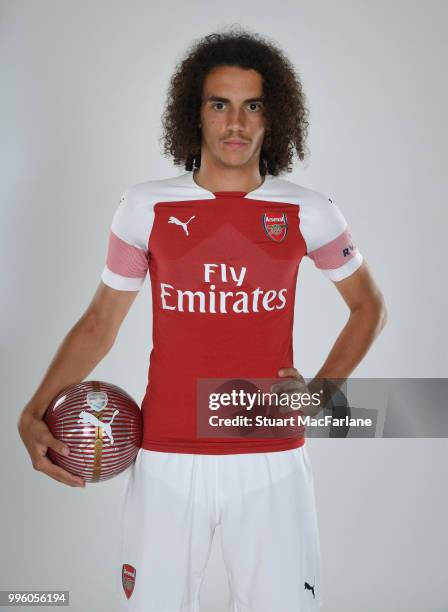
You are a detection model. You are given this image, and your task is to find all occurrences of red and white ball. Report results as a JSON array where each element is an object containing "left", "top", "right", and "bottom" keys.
[{"left": 44, "top": 380, "right": 142, "bottom": 483}]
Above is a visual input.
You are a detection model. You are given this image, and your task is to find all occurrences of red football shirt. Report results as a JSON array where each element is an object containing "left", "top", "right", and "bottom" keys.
[{"left": 101, "top": 171, "right": 363, "bottom": 454}]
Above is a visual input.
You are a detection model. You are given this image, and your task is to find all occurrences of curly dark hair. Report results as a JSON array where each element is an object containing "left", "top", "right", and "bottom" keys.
[{"left": 160, "top": 26, "right": 310, "bottom": 176}]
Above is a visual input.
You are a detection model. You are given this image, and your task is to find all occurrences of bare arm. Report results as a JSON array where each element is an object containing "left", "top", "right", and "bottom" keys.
[
  {"left": 275, "top": 261, "right": 388, "bottom": 415},
  {"left": 307, "top": 260, "right": 388, "bottom": 409},
  {"left": 17, "top": 281, "right": 139, "bottom": 487},
  {"left": 316, "top": 260, "right": 387, "bottom": 377}
]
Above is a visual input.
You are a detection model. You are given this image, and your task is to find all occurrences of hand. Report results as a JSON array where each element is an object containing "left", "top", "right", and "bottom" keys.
[
  {"left": 270, "top": 367, "right": 323, "bottom": 418},
  {"left": 17, "top": 409, "right": 85, "bottom": 488}
]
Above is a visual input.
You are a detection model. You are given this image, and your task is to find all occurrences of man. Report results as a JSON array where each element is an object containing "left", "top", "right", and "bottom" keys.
[{"left": 18, "top": 29, "right": 387, "bottom": 611}]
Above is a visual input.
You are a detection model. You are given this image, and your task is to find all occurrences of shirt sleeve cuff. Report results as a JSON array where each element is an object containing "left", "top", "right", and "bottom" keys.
[
  {"left": 101, "top": 265, "right": 146, "bottom": 291},
  {"left": 321, "top": 252, "right": 364, "bottom": 282}
]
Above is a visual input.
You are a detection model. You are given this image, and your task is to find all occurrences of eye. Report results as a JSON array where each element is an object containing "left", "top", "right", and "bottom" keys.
[
  {"left": 212, "top": 101, "right": 226, "bottom": 111},
  {"left": 248, "top": 102, "right": 262, "bottom": 112}
]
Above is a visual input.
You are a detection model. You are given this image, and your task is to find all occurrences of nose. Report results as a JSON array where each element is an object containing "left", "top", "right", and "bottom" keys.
[{"left": 226, "top": 106, "right": 245, "bottom": 131}]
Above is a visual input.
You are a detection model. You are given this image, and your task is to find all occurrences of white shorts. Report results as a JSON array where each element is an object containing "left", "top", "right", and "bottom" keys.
[{"left": 117, "top": 446, "right": 323, "bottom": 612}]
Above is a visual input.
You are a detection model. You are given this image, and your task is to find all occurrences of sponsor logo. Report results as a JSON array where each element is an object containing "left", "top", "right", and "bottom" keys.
[
  {"left": 160, "top": 263, "right": 287, "bottom": 314},
  {"left": 342, "top": 243, "right": 355, "bottom": 257},
  {"left": 168, "top": 215, "right": 196, "bottom": 236},
  {"left": 304, "top": 580, "right": 316, "bottom": 599},
  {"left": 262, "top": 213, "right": 288, "bottom": 242},
  {"left": 122, "top": 564, "right": 136, "bottom": 599}
]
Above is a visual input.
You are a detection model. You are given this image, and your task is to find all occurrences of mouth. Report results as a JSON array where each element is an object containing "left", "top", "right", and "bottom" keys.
[{"left": 222, "top": 140, "right": 249, "bottom": 150}]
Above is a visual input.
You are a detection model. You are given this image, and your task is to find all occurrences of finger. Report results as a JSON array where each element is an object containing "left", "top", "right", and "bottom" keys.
[
  {"left": 35, "top": 424, "right": 70, "bottom": 456},
  {"left": 45, "top": 434, "right": 71, "bottom": 457},
  {"left": 278, "top": 367, "right": 304, "bottom": 380},
  {"left": 33, "top": 454, "right": 85, "bottom": 487},
  {"left": 270, "top": 380, "right": 308, "bottom": 394},
  {"left": 278, "top": 367, "right": 300, "bottom": 377},
  {"left": 27, "top": 419, "right": 71, "bottom": 457}
]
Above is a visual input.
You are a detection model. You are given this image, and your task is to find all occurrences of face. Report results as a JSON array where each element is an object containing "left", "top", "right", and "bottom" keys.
[{"left": 199, "top": 65, "right": 266, "bottom": 170}]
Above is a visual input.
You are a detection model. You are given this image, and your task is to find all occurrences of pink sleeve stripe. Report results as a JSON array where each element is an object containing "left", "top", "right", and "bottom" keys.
[
  {"left": 106, "top": 230, "right": 148, "bottom": 278},
  {"left": 308, "top": 228, "right": 359, "bottom": 269}
]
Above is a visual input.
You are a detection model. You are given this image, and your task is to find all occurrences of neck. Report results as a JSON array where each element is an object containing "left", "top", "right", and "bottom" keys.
[{"left": 193, "top": 156, "right": 264, "bottom": 193}]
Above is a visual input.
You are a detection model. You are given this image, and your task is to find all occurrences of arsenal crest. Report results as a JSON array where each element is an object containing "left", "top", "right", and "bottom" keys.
[
  {"left": 122, "top": 563, "right": 136, "bottom": 599},
  {"left": 262, "top": 213, "right": 288, "bottom": 242}
]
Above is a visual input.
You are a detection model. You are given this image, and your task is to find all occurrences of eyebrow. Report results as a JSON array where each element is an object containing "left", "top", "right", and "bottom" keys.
[{"left": 204, "top": 95, "right": 264, "bottom": 104}]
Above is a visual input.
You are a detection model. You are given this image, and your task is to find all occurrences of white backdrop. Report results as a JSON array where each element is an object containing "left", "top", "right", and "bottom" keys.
[{"left": 1, "top": 1, "right": 447, "bottom": 610}]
